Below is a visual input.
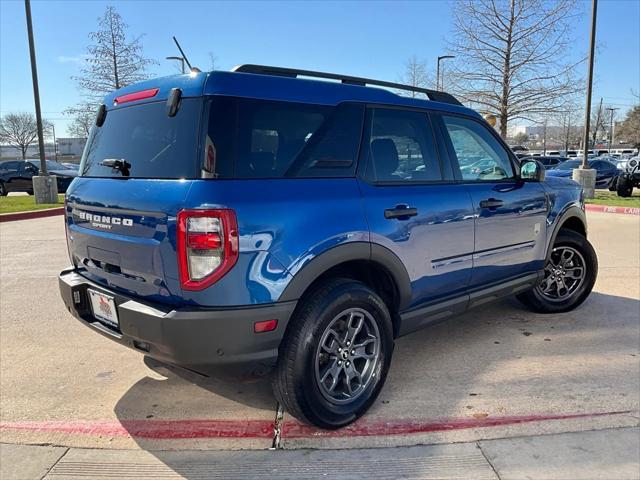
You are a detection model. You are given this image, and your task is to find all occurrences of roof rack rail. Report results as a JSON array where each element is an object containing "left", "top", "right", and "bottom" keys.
[{"left": 232, "top": 64, "right": 463, "bottom": 106}]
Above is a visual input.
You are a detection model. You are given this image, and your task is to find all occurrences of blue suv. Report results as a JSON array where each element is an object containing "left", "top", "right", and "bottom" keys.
[{"left": 59, "top": 65, "right": 597, "bottom": 429}]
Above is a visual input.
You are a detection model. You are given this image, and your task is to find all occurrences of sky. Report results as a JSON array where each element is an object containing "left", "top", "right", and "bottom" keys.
[{"left": 1, "top": 0, "right": 639, "bottom": 137}]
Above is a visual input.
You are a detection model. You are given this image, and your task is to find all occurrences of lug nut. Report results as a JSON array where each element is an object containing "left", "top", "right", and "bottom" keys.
[
  {"left": 351, "top": 349, "right": 355, "bottom": 355},
  {"left": 346, "top": 361, "right": 350, "bottom": 367},
  {"left": 338, "top": 348, "right": 342, "bottom": 352},
  {"left": 338, "top": 360, "right": 342, "bottom": 366},
  {"left": 346, "top": 341, "right": 351, "bottom": 346}
]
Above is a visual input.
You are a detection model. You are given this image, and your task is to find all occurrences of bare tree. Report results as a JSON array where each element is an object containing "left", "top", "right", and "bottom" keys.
[
  {"left": 398, "top": 56, "right": 432, "bottom": 98},
  {"left": 555, "top": 108, "right": 581, "bottom": 151},
  {"left": 0, "top": 113, "right": 52, "bottom": 160},
  {"left": 74, "top": 6, "right": 156, "bottom": 101},
  {"left": 66, "top": 6, "right": 155, "bottom": 135},
  {"left": 65, "top": 103, "right": 96, "bottom": 138},
  {"left": 589, "top": 98, "right": 607, "bottom": 148},
  {"left": 447, "top": 0, "right": 582, "bottom": 138},
  {"left": 616, "top": 105, "right": 640, "bottom": 148},
  {"left": 208, "top": 51, "right": 218, "bottom": 71}
]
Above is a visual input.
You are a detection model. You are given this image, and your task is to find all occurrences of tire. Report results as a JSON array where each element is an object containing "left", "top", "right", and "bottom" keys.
[
  {"left": 616, "top": 177, "right": 633, "bottom": 197},
  {"left": 517, "top": 230, "right": 597, "bottom": 313},
  {"left": 0, "top": 182, "right": 7, "bottom": 196},
  {"left": 273, "top": 278, "right": 394, "bottom": 429}
]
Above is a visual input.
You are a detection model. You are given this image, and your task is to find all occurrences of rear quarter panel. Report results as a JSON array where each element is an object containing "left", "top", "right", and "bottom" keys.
[{"left": 182, "top": 178, "right": 369, "bottom": 306}]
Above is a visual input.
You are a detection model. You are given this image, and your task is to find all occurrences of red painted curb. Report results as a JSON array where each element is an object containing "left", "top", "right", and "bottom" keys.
[
  {"left": 0, "top": 206, "right": 64, "bottom": 223},
  {"left": 585, "top": 204, "right": 640, "bottom": 215},
  {"left": 0, "top": 410, "right": 630, "bottom": 440}
]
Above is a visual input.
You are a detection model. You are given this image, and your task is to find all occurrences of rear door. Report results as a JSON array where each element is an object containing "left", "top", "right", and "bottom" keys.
[
  {"left": 436, "top": 114, "right": 548, "bottom": 289},
  {"left": 1, "top": 162, "right": 21, "bottom": 192},
  {"left": 358, "top": 107, "right": 475, "bottom": 311},
  {"left": 17, "top": 162, "right": 36, "bottom": 191}
]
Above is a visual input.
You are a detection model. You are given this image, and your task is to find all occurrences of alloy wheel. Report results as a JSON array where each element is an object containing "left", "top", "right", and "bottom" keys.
[
  {"left": 314, "top": 307, "right": 381, "bottom": 404},
  {"left": 536, "top": 246, "right": 586, "bottom": 302}
]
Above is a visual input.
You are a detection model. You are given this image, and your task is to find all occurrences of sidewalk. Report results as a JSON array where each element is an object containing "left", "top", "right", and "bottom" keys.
[{"left": 2, "top": 426, "right": 638, "bottom": 480}]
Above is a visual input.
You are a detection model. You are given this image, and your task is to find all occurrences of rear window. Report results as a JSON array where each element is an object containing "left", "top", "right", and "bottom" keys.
[
  {"left": 81, "top": 99, "right": 201, "bottom": 178},
  {"left": 204, "top": 97, "right": 364, "bottom": 178}
]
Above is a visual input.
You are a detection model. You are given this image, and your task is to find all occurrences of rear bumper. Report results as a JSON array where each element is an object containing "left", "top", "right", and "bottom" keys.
[{"left": 58, "top": 268, "right": 296, "bottom": 375}]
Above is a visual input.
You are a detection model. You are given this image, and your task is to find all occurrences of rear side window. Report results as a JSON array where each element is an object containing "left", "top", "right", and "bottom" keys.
[
  {"left": 205, "top": 97, "right": 364, "bottom": 178},
  {"left": 365, "top": 108, "right": 442, "bottom": 182},
  {"left": 81, "top": 99, "right": 201, "bottom": 178}
]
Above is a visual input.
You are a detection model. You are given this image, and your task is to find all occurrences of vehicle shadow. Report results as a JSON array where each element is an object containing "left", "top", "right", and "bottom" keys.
[{"left": 113, "top": 291, "right": 640, "bottom": 478}]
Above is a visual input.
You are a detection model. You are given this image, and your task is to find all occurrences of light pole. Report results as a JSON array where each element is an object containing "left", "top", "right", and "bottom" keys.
[
  {"left": 51, "top": 123, "right": 57, "bottom": 161},
  {"left": 605, "top": 107, "right": 619, "bottom": 151},
  {"left": 574, "top": 0, "right": 598, "bottom": 199},
  {"left": 436, "top": 55, "right": 455, "bottom": 91},
  {"left": 25, "top": 0, "right": 57, "bottom": 203},
  {"left": 166, "top": 56, "right": 185, "bottom": 74}
]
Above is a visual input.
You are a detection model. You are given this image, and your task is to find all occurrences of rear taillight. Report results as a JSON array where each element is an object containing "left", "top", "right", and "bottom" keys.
[{"left": 177, "top": 209, "right": 239, "bottom": 290}]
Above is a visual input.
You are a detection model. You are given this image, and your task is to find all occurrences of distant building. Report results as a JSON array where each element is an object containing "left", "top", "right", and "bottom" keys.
[
  {"left": 57, "top": 138, "right": 86, "bottom": 158},
  {"left": 0, "top": 137, "right": 86, "bottom": 160}
]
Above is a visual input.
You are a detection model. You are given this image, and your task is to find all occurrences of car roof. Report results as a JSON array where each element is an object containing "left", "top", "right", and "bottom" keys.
[{"left": 103, "top": 69, "right": 481, "bottom": 119}]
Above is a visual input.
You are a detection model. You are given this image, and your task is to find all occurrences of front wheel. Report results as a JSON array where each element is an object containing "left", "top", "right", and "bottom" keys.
[
  {"left": 616, "top": 177, "right": 633, "bottom": 197},
  {"left": 517, "top": 230, "right": 597, "bottom": 313},
  {"left": 0, "top": 182, "right": 7, "bottom": 196},
  {"left": 273, "top": 279, "right": 394, "bottom": 429}
]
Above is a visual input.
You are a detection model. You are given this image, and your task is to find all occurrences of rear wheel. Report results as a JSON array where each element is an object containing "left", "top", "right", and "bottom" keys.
[
  {"left": 273, "top": 279, "right": 393, "bottom": 429},
  {"left": 517, "top": 230, "right": 597, "bottom": 313},
  {"left": 0, "top": 182, "right": 7, "bottom": 196}
]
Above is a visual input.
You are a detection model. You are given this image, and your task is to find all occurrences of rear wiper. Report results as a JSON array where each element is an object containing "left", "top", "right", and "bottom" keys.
[{"left": 100, "top": 158, "right": 131, "bottom": 177}]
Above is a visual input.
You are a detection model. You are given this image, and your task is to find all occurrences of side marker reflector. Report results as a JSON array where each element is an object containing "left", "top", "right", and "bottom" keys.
[{"left": 254, "top": 319, "right": 278, "bottom": 333}]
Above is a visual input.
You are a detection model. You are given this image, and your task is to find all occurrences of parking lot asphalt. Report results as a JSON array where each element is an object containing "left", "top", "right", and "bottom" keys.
[{"left": 0, "top": 212, "right": 638, "bottom": 453}]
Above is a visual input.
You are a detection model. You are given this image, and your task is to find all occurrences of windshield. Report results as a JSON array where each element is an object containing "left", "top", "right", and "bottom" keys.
[
  {"left": 554, "top": 160, "right": 582, "bottom": 170},
  {"left": 80, "top": 99, "right": 201, "bottom": 178}
]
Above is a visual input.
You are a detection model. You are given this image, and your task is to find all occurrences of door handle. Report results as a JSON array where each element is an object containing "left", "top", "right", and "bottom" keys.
[
  {"left": 384, "top": 205, "right": 418, "bottom": 219},
  {"left": 479, "top": 198, "right": 504, "bottom": 209}
]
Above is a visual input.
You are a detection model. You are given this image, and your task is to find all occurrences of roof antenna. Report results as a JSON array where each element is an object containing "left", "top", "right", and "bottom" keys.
[{"left": 172, "top": 36, "right": 201, "bottom": 73}]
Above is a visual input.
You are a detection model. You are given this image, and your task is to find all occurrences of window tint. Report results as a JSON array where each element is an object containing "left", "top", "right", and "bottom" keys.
[
  {"left": 367, "top": 108, "right": 442, "bottom": 182},
  {"left": 81, "top": 99, "right": 201, "bottom": 178},
  {"left": 442, "top": 116, "right": 514, "bottom": 181},
  {"left": 1, "top": 161, "right": 19, "bottom": 171},
  {"left": 206, "top": 97, "right": 363, "bottom": 178}
]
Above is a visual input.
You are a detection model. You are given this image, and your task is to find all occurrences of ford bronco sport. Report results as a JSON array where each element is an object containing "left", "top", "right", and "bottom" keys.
[{"left": 59, "top": 65, "right": 597, "bottom": 429}]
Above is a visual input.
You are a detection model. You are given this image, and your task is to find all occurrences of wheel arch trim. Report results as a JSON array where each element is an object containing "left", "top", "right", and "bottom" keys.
[
  {"left": 546, "top": 205, "right": 587, "bottom": 260},
  {"left": 278, "top": 241, "right": 412, "bottom": 310}
]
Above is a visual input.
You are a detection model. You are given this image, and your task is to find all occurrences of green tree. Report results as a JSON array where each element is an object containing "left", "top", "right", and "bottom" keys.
[{"left": 616, "top": 106, "right": 640, "bottom": 148}]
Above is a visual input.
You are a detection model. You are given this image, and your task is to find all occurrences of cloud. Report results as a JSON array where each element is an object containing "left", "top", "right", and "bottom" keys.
[{"left": 57, "top": 55, "right": 87, "bottom": 64}]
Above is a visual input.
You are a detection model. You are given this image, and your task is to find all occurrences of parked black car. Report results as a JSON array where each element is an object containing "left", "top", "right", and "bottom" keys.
[{"left": 0, "top": 160, "right": 77, "bottom": 196}]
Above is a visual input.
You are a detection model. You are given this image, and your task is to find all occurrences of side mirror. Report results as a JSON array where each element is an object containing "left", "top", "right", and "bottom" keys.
[{"left": 520, "top": 159, "right": 545, "bottom": 182}]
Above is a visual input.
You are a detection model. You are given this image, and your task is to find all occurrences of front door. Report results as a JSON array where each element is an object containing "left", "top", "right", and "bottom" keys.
[
  {"left": 437, "top": 114, "right": 548, "bottom": 289},
  {"left": 358, "top": 107, "right": 475, "bottom": 311}
]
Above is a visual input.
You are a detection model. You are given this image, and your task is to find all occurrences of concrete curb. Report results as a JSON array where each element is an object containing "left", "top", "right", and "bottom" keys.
[
  {"left": 0, "top": 206, "right": 64, "bottom": 223},
  {"left": 585, "top": 203, "right": 640, "bottom": 215},
  {"left": 1, "top": 427, "right": 638, "bottom": 480}
]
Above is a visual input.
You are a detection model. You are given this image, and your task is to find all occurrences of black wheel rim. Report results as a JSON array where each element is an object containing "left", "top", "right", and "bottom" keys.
[
  {"left": 536, "top": 246, "right": 586, "bottom": 302},
  {"left": 314, "top": 307, "right": 381, "bottom": 404}
]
